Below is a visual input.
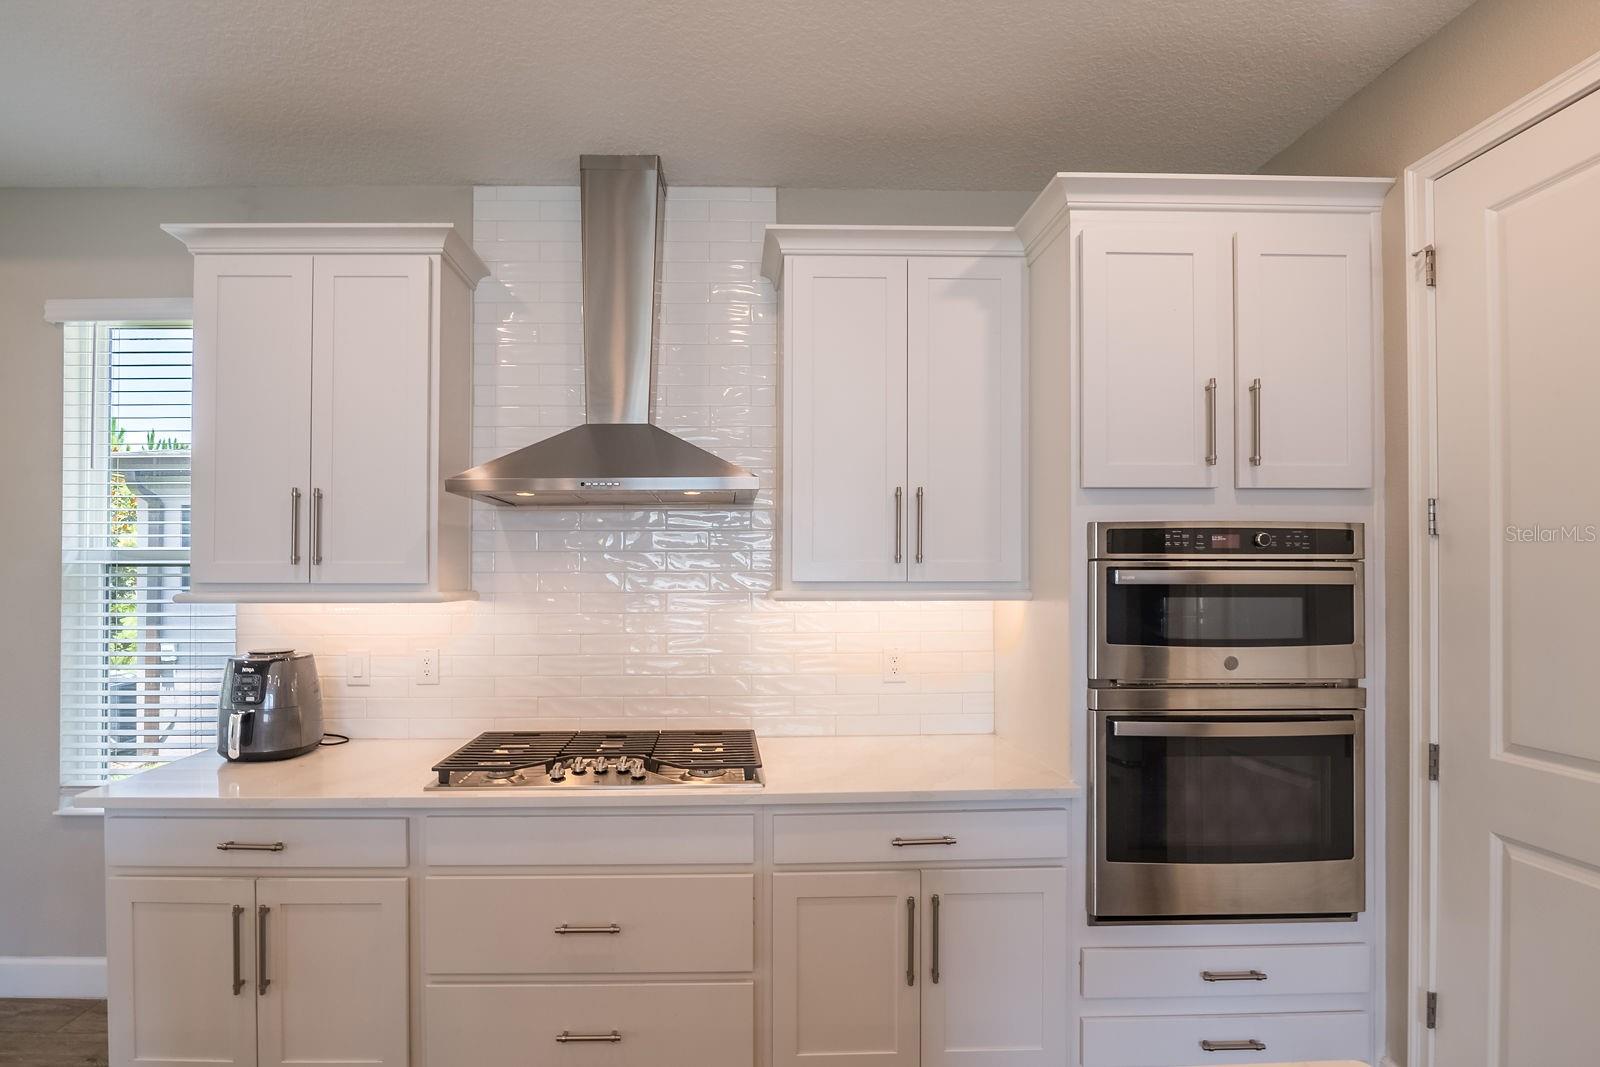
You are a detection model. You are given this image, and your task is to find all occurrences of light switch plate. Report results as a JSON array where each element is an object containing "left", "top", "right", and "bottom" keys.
[{"left": 346, "top": 650, "right": 370, "bottom": 687}]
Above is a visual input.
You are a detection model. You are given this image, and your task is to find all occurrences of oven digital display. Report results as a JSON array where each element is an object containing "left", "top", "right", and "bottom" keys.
[{"left": 1209, "top": 533, "right": 1240, "bottom": 550}]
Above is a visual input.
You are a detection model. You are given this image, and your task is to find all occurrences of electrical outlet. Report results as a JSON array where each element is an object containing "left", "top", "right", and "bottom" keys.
[
  {"left": 882, "top": 649, "right": 909, "bottom": 684},
  {"left": 346, "top": 650, "right": 370, "bottom": 687},
  {"left": 417, "top": 648, "right": 440, "bottom": 685}
]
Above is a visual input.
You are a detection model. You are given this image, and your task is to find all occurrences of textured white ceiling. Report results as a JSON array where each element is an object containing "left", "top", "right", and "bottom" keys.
[{"left": 1, "top": 0, "right": 1475, "bottom": 189}]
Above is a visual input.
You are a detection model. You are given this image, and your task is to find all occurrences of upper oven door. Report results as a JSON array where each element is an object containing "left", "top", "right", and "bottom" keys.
[{"left": 1090, "top": 561, "right": 1365, "bottom": 685}]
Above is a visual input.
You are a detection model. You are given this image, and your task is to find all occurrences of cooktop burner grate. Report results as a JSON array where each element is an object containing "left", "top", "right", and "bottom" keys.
[{"left": 430, "top": 729, "right": 762, "bottom": 786}]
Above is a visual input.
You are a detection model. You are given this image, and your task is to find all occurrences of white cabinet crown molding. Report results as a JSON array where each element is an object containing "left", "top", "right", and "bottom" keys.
[
  {"left": 1016, "top": 172, "right": 1394, "bottom": 257},
  {"left": 161, "top": 222, "right": 489, "bottom": 285},
  {"left": 761, "top": 225, "right": 1022, "bottom": 286}
]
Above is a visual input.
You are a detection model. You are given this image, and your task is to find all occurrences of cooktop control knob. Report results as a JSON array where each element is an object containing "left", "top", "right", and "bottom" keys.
[
  {"left": 1253, "top": 531, "right": 1275, "bottom": 549},
  {"left": 548, "top": 761, "right": 567, "bottom": 782},
  {"left": 593, "top": 758, "right": 611, "bottom": 776}
]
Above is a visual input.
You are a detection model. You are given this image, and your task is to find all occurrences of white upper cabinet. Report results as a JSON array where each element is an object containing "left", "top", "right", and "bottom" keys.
[
  {"left": 1079, "top": 228, "right": 1226, "bottom": 488},
  {"left": 1022, "top": 175, "right": 1389, "bottom": 492},
  {"left": 764, "top": 227, "right": 1028, "bottom": 598},
  {"left": 1235, "top": 214, "right": 1375, "bottom": 488},
  {"left": 168, "top": 224, "right": 486, "bottom": 602}
]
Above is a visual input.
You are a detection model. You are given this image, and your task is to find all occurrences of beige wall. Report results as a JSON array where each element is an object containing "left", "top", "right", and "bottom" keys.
[
  {"left": 778, "top": 187, "right": 1036, "bottom": 226},
  {"left": 0, "top": 186, "right": 470, "bottom": 961},
  {"left": 1261, "top": 1, "right": 1600, "bottom": 1060}
]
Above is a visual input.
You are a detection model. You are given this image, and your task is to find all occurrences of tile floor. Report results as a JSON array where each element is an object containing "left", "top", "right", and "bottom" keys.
[{"left": 0, "top": 999, "right": 106, "bottom": 1066}]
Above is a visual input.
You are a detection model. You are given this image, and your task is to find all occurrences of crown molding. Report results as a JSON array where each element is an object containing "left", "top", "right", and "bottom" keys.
[
  {"left": 161, "top": 223, "right": 490, "bottom": 285},
  {"left": 761, "top": 224, "right": 1023, "bottom": 285}
]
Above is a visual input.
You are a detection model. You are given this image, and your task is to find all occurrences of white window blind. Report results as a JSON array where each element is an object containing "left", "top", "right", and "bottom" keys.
[{"left": 60, "top": 320, "right": 235, "bottom": 787}]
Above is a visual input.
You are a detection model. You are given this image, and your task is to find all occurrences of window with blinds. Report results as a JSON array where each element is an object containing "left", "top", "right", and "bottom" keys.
[{"left": 60, "top": 320, "right": 235, "bottom": 788}]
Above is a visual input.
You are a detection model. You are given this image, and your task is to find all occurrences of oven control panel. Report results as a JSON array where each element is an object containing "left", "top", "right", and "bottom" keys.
[{"left": 1099, "top": 524, "right": 1360, "bottom": 558}]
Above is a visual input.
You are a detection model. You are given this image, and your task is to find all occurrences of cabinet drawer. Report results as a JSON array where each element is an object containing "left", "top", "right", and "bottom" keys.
[
  {"left": 1081, "top": 1010, "right": 1369, "bottom": 1067},
  {"left": 105, "top": 816, "right": 407, "bottom": 868},
  {"left": 772, "top": 809, "right": 1068, "bottom": 865},
  {"left": 424, "top": 814, "right": 755, "bottom": 866},
  {"left": 425, "top": 874, "right": 753, "bottom": 975},
  {"left": 1082, "top": 943, "right": 1370, "bottom": 1000},
  {"left": 425, "top": 981, "right": 752, "bottom": 1066}
]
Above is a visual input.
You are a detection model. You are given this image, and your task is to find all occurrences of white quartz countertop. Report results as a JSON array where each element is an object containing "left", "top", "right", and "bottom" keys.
[{"left": 76, "top": 735, "right": 1079, "bottom": 811}]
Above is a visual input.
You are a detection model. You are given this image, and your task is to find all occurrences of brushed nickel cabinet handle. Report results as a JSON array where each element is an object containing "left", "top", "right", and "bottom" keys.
[
  {"left": 555, "top": 1031, "right": 622, "bottom": 1044},
  {"left": 256, "top": 905, "right": 270, "bottom": 995},
  {"left": 915, "top": 486, "right": 924, "bottom": 564},
  {"left": 905, "top": 896, "right": 916, "bottom": 987},
  {"left": 311, "top": 488, "right": 324, "bottom": 566},
  {"left": 554, "top": 923, "right": 622, "bottom": 935},
  {"left": 1204, "top": 378, "right": 1217, "bottom": 466},
  {"left": 1201, "top": 1038, "right": 1266, "bottom": 1053},
  {"left": 1201, "top": 969, "right": 1268, "bottom": 982},
  {"left": 217, "top": 841, "right": 285, "bottom": 852},
  {"left": 289, "top": 488, "right": 302, "bottom": 565},
  {"left": 891, "top": 835, "right": 958, "bottom": 847},
  {"left": 230, "top": 905, "right": 245, "bottom": 996},
  {"left": 894, "top": 486, "right": 903, "bottom": 563},
  {"left": 1248, "top": 378, "right": 1263, "bottom": 467},
  {"left": 930, "top": 893, "right": 941, "bottom": 984}
]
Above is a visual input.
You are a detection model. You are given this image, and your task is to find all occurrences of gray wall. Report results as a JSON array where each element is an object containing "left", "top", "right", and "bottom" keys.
[
  {"left": 778, "top": 188, "right": 1036, "bottom": 226},
  {"left": 0, "top": 186, "right": 470, "bottom": 960},
  {"left": 1260, "top": 0, "right": 1600, "bottom": 1060}
]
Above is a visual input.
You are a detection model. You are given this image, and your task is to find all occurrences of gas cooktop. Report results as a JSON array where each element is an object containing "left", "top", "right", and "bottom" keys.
[{"left": 428, "top": 730, "right": 763, "bottom": 789}]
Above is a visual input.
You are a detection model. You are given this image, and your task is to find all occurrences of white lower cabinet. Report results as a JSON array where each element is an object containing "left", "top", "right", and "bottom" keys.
[
  {"left": 771, "top": 867, "right": 1067, "bottom": 1067},
  {"left": 1079, "top": 1010, "right": 1370, "bottom": 1067},
  {"left": 107, "top": 876, "right": 408, "bottom": 1067}
]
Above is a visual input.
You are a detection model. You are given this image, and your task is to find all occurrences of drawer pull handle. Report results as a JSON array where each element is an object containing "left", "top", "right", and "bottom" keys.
[
  {"left": 554, "top": 923, "right": 622, "bottom": 935},
  {"left": 905, "top": 896, "right": 916, "bottom": 987},
  {"left": 217, "top": 841, "right": 286, "bottom": 852},
  {"left": 256, "top": 905, "right": 270, "bottom": 995},
  {"left": 1201, "top": 969, "right": 1268, "bottom": 982},
  {"left": 556, "top": 1030, "right": 622, "bottom": 1044},
  {"left": 891, "top": 835, "right": 958, "bottom": 847},
  {"left": 230, "top": 905, "right": 245, "bottom": 996},
  {"left": 1200, "top": 1039, "right": 1267, "bottom": 1053}
]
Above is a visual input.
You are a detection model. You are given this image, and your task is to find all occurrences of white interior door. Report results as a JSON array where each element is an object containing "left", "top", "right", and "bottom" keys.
[
  {"left": 1433, "top": 85, "right": 1600, "bottom": 1067},
  {"left": 1234, "top": 214, "right": 1373, "bottom": 488},
  {"left": 1079, "top": 226, "right": 1226, "bottom": 488},
  {"left": 107, "top": 876, "right": 257, "bottom": 1067},
  {"left": 771, "top": 870, "right": 920, "bottom": 1067},
  {"left": 191, "top": 254, "right": 313, "bottom": 585},
  {"left": 919, "top": 867, "right": 1067, "bottom": 1067},
  {"left": 907, "top": 256, "right": 1024, "bottom": 583},
  {"left": 309, "top": 255, "right": 433, "bottom": 584},
  {"left": 255, "top": 877, "right": 409, "bottom": 1067},
  {"left": 785, "top": 256, "right": 909, "bottom": 583}
]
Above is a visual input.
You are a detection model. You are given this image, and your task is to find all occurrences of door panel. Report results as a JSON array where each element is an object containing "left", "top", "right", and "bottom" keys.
[
  {"left": 107, "top": 877, "right": 257, "bottom": 1067},
  {"left": 920, "top": 867, "right": 1067, "bottom": 1067},
  {"left": 1080, "top": 227, "right": 1226, "bottom": 488},
  {"left": 771, "top": 870, "right": 920, "bottom": 1067},
  {"left": 907, "top": 256, "right": 1024, "bottom": 582},
  {"left": 191, "top": 255, "right": 313, "bottom": 585},
  {"left": 310, "top": 255, "right": 432, "bottom": 584},
  {"left": 255, "top": 878, "right": 408, "bottom": 1067},
  {"left": 786, "top": 256, "right": 909, "bottom": 583},
  {"left": 1434, "top": 84, "right": 1600, "bottom": 1067},
  {"left": 1234, "top": 215, "right": 1373, "bottom": 488}
]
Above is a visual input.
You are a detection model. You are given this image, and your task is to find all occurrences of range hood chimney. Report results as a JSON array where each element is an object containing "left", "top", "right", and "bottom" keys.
[{"left": 446, "top": 155, "right": 760, "bottom": 507}]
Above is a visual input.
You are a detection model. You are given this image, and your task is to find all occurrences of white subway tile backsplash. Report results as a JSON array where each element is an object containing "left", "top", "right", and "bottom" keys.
[{"left": 237, "top": 185, "right": 996, "bottom": 740}]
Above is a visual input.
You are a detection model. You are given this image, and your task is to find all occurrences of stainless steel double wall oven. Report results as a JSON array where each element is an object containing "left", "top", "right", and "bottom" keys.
[{"left": 1088, "top": 521, "right": 1366, "bottom": 923}]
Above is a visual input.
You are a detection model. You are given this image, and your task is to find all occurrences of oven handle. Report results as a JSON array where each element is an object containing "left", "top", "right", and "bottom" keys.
[
  {"left": 1111, "top": 567, "right": 1357, "bottom": 586},
  {"left": 1112, "top": 719, "right": 1359, "bottom": 738}
]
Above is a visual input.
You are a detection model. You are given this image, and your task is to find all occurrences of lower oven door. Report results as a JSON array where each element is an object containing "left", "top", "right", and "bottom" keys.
[{"left": 1091, "top": 713, "right": 1365, "bottom": 921}]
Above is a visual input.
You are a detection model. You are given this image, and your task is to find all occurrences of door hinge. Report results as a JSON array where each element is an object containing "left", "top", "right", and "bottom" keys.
[
  {"left": 1426, "top": 990, "right": 1438, "bottom": 1029},
  {"left": 1427, "top": 497, "right": 1439, "bottom": 537},
  {"left": 1414, "top": 245, "right": 1437, "bottom": 287},
  {"left": 1428, "top": 743, "right": 1440, "bottom": 782}
]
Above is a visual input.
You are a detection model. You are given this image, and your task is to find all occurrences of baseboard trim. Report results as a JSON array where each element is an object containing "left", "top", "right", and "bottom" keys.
[{"left": 0, "top": 956, "right": 107, "bottom": 999}]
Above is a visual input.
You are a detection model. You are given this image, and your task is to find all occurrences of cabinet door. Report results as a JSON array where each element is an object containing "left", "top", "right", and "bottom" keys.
[
  {"left": 255, "top": 878, "right": 409, "bottom": 1067},
  {"left": 309, "top": 255, "right": 433, "bottom": 584},
  {"left": 908, "top": 256, "right": 1025, "bottom": 583},
  {"left": 191, "top": 255, "right": 313, "bottom": 584},
  {"left": 786, "top": 256, "right": 909, "bottom": 583},
  {"left": 1080, "top": 228, "right": 1226, "bottom": 488},
  {"left": 107, "top": 876, "right": 258, "bottom": 1067},
  {"left": 920, "top": 867, "right": 1067, "bottom": 1067},
  {"left": 772, "top": 870, "right": 920, "bottom": 1067},
  {"left": 1235, "top": 215, "right": 1374, "bottom": 488}
]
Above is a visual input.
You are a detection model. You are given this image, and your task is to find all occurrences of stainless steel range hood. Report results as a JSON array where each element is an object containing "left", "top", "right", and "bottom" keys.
[{"left": 446, "top": 155, "right": 759, "bottom": 507}]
